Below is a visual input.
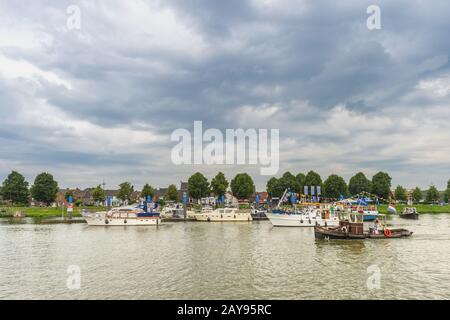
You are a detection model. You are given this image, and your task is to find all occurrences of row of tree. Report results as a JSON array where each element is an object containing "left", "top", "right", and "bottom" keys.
[
  {"left": 266, "top": 171, "right": 393, "bottom": 200},
  {"left": 266, "top": 171, "right": 450, "bottom": 203},
  {"left": 1, "top": 170, "right": 449, "bottom": 205},
  {"left": 187, "top": 172, "right": 255, "bottom": 200},
  {"left": 0, "top": 171, "right": 58, "bottom": 205}
]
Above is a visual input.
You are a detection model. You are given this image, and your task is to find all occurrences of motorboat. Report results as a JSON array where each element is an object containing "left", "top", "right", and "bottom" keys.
[
  {"left": 251, "top": 206, "right": 268, "bottom": 220},
  {"left": 162, "top": 202, "right": 185, "bottom": 219},
  {"left": 82, "top": 203, "right": 162, "bottom": 226},
  {"left": 194, "top": 207, "right": 252, "bottom": 222},
  {"left": 266, "top": 206, "right": 339, "bottom": 227},
  {"left": 399, "top": 207, "right": 419, "bottom": 220}
]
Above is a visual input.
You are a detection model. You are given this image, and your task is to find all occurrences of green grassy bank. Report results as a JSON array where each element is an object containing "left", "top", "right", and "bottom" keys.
[
  {"left": 378, "top": 204, "right": 450, "bottom": 214},
  {"left": 0, "top": 206, "right": 104, "bottom": 218}
]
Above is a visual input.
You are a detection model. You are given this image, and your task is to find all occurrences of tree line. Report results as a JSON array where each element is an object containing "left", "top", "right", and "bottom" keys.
[
  {"left": 1, "top": 170, "right": 449, "bottom": 205},
  {"left": 266, "top": 170, "right": 449, "bottom": 203}
]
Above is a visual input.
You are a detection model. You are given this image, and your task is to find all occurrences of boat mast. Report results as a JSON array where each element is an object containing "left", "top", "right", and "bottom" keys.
[{"left": 277, "top": 189, "right": 288, "bottom": 209}]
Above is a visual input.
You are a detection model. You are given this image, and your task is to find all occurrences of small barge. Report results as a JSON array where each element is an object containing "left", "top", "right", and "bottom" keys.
[{"left": 314, "top": 213, "right": 413, "bottom": 240}]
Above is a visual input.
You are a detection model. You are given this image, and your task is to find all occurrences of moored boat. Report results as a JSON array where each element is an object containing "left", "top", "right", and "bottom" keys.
[
  {"left": 194, "top": 207, "right": 252, "bottom": 222},
  {"left": 251, "top": 207, "right": 268, "bottom": 220},
  {"left": 83, "top": 203, "right": 162, "bottom": 226},
  {"left": 267, "top": 206, "right": 339, "bottom": 227}
]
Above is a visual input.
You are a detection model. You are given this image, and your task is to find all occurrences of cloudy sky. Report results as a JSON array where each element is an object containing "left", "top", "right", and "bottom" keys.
[{"left": 1, "top": 0, "right": 450, "bottom": 191}]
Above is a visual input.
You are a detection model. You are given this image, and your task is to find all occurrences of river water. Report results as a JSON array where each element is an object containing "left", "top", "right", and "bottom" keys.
[{"left": 0, "top": 215, "right": 449, "bottom": 299}]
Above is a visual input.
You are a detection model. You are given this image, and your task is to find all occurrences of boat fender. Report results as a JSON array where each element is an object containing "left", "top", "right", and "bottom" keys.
[
  {"left": 308, "top": 219, "right": 311, "bottom": 224},
  {"left": 234, "top": 215, "right": 236, "bottom": 219},
  {"left": 105, "top": 219, "right": 109, "bottom": 225},
  {"left": 300, "top": 220, "right": 304, "bottom": 224},
  {"left": 124, "top": 220, "right": 127, "bottom": 224},
  {"left": 221, "top": 214, "right": 223, "bottom": 218},
  {"left": 341, "top": 226, "right": 347, "bottom": 233},
  {"left": 384, "top": 228, "right": 392, "bottom": 237},
  {"left": 324, "top": 221, "right": 327, "bottom": 227},
  {"left": 207, "top": 217, "right": 211, "bottom": 222}
]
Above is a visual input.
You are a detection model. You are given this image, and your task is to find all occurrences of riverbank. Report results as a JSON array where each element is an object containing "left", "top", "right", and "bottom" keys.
[
  {"left": 1, "top": 203, "right": 448, "bottom": 218},
  {"left": 378, "top": 204, "right": 450, "bottom": 214},
  {"left": 0, "top": 206, "right": 103, "bottom": 218}
]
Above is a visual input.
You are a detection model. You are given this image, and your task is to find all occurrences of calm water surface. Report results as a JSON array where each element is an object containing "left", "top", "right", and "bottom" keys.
[{"left": 0, "top": 215, "right": 449, "bottom": 299}]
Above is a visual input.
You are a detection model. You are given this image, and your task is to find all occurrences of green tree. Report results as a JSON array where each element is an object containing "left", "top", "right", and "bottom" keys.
[
  {"left": 304, "top": 170, "right": 322, "bottom": 195},
  {"left": 210, "top": 172, "right": 229, "bottom": 198},
  {"left": 91, "top": 185, "right": 106, "bottom": 203},
  {"left": 167, "top": 184, "right": 178, "bottom": 201},
  {"left": 187, "top": 172, "right": 210, "bottom": 200},
  {"left": 266, "top": 177, "right": 284, "bottom": 198},
  {"left": 31, "top": 172, "right": 59, "bottom": 205},
  {"left": 443, "top": 188, "right": 450, "bottom": 203},
  {"left": 425, "top": 185, "right": 440, "bottom": 203},
  {"left": 394, "top": 185, "right": 407, "bottom": 202},
  {"left": 323, "top": 174, "right": 348, "bottom": 199},
  {"left": 412, "top": 187, "right": 422, "bottom": 203},
  {"left": 371, "top": 172, "right": 392, "bottom": 200},
  {"left": 230, "top": 173, "right": 255, "bottom": 199},
  {"left": 2, "top": 171, "right": 30, "bottom": 205},
  {"left": 447, "top": 179, "right": 450, "bottom": 190},
  {"left": 118, "top": 182, "right": 134, "bottom": 202},
  {"left": 278, "top": 171, "right": 298, "bottom": 192},
  {"left": 349, "top": 172, "right": 371, "bottom": 196},
  {"left": 141, "top": 184, "right": 156, "bottom": 199},
  {"left": 296, "top": 173, "right": 306, "bottom": 194}
]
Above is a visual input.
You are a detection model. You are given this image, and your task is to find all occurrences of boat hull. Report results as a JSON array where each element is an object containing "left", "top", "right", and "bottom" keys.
[
  {"left": 194, "top": 213, "right": 252, "bottom": 222},
  {"left": 266, "top": 212, "right": 339, "bottom": 227},
  {"left": 84, "top": 216, "right": 162, "bottom": 226},
  {"left": 314, "top": 226, "right": 413, "bottom": 240},
  {"left": 399, "top": 213, "right": 419, "bottom": 220}
]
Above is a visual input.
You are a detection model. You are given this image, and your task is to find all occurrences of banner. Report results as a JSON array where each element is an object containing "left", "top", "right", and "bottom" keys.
[
  {"left": 304, "top": 186, "right": 308, "bottom": 195},
  {"left": 311, "top": 186, "right": 315, "bottom": 196}
]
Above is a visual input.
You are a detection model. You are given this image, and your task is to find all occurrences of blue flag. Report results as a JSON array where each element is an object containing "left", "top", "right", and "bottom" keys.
[
  {"left": 255, "top": 194, "right": 260, "bottom": 205},
  {"left": 221, "top": 194, "right": 225, "bottom": 204},
  {"left": 182, "top": 192, "right": 187, "bottom": 206},
  {"left": 147, "top": 195, "right": 152, "bottom": 203}
]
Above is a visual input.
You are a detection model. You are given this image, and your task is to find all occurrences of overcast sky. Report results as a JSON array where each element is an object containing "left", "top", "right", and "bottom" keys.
[{"left": 1, "top": 0, "right": 449, "bottom": 191}]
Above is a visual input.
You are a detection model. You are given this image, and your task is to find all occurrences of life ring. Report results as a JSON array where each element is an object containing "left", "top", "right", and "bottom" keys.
[
  {"left": 341, "top": 226, "right": 348, "bottom": 233},
  {"left": 384, "top": 228, "right": 392, "bottom": 237}
]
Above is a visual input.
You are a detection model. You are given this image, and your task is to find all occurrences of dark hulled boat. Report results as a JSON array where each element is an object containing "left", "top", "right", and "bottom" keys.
[
  {"left": 399, "top": 207, "right": 419, "bottom": 220},
  {"left": 314, "top": 213, "right": 413, "bottom": 240}
]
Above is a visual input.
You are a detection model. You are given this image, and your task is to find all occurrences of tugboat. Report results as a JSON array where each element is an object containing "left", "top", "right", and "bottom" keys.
[
  {"left": 314, "top": 213, "right": 413, "bottom": 240},
  {"left": 399, "top": 207, "right": 419, "bottom": 220}
]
